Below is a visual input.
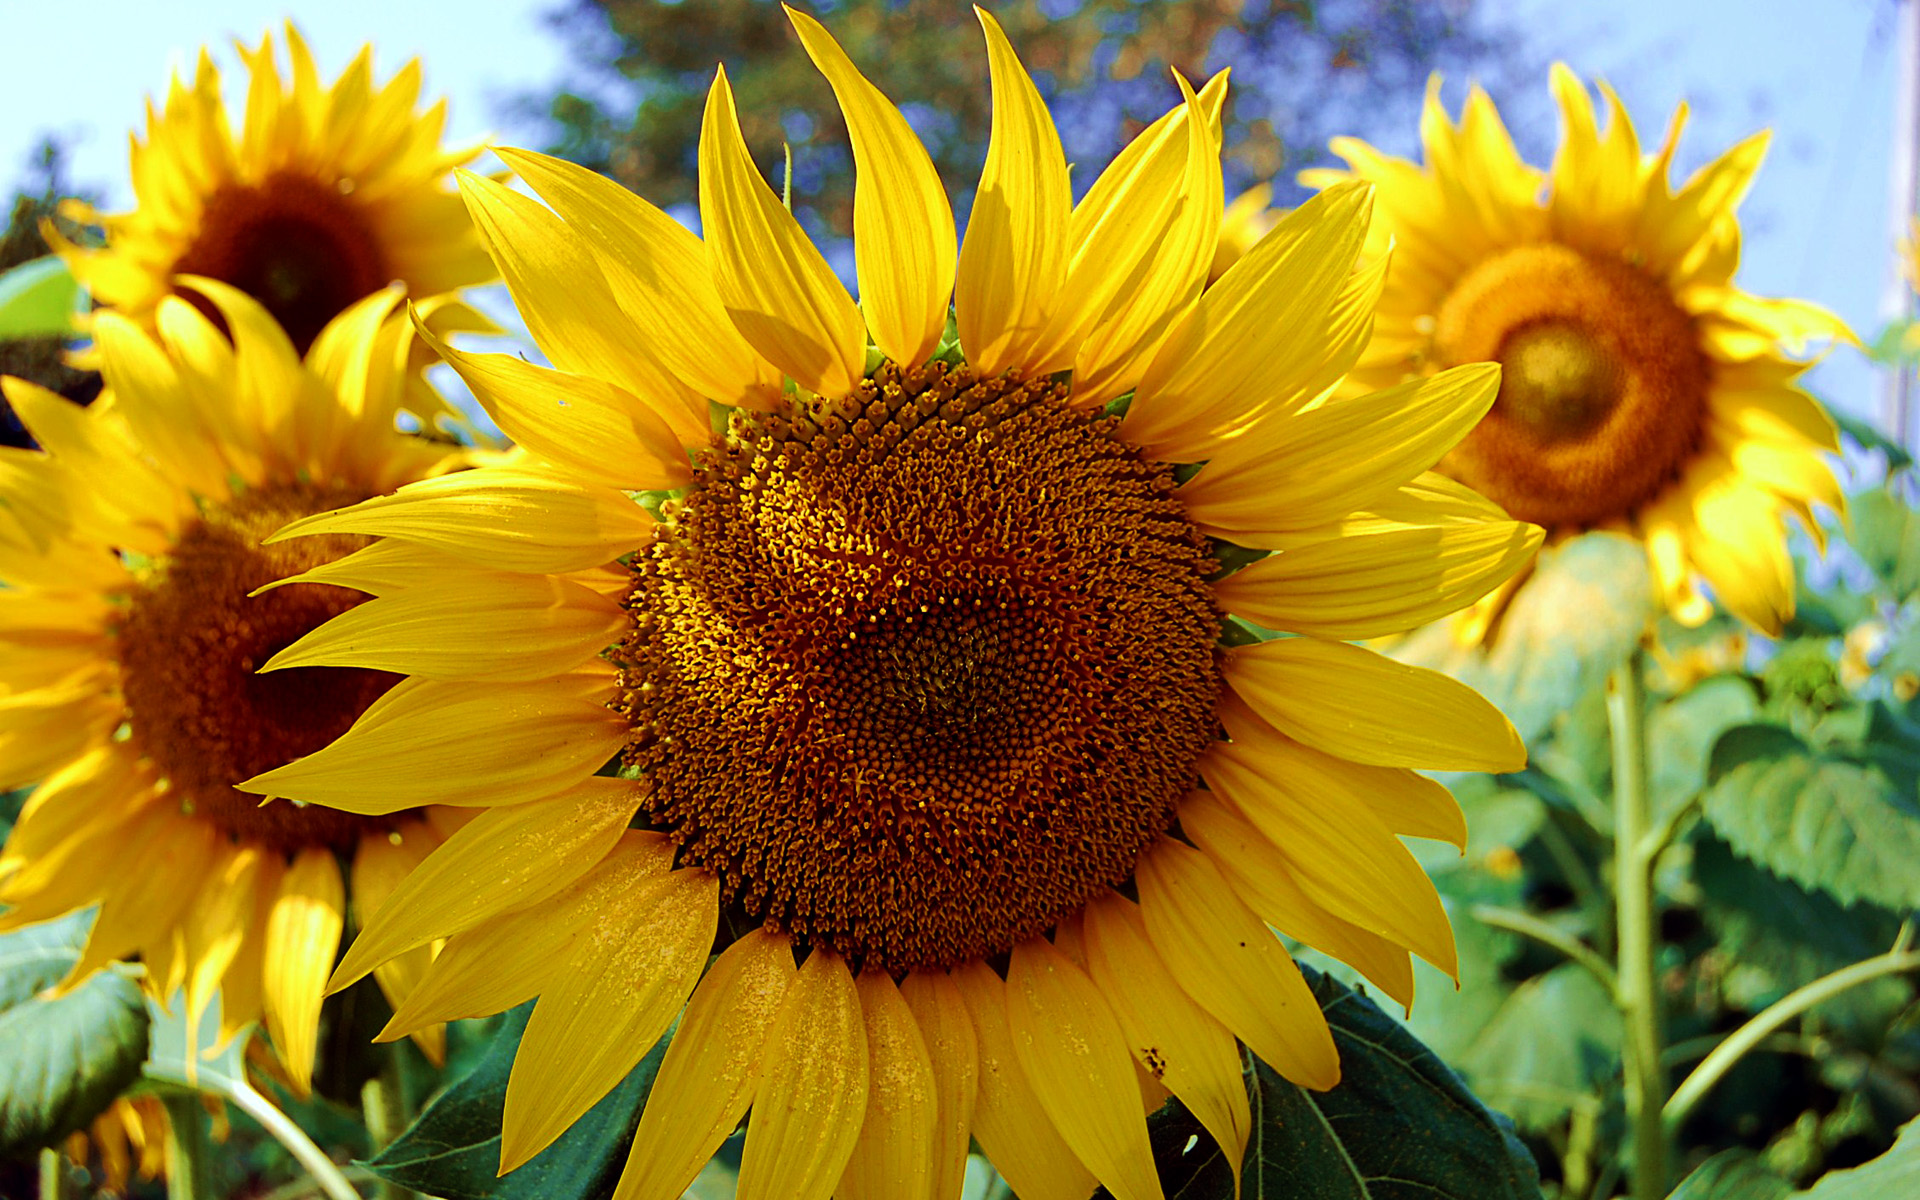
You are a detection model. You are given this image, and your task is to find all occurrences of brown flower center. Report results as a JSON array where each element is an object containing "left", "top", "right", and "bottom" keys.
[
  {"left": 1432, "top": 242, "right": 1711, "bottom": 528},
  {"left": 172, "top": 172, "right": 390, "bottom": 354},
  {"left": 116, "top": 484, "right": 402, "bottom": 851},
  {"left": 614, "top": 361, "right": 1223, "bottom": 970}
]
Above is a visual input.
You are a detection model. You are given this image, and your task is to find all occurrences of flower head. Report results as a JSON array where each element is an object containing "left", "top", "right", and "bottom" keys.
[
  {"left": 0, "top": 284, "right": 469, "bottom": 1090},
  {"left": 247, "top": 9, "right": 1536, "bottom": 1198},
  {"left": 1304, "top": 66, "right": 1848, "bottom": 636}
]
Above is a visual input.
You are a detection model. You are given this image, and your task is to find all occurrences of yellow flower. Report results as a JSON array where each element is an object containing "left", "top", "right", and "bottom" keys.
[
  {"left": 244, "top": 10, "right": 1536, "bottom": 1198},
  {"left": 49, "top": 25, "right": 494, "bottom": 358},
  {"left": 0, "top": 283, "right": 470, "bottom": 1091},
  {"left": 1303, "top": 66, "right": 1848, "bottom": 636}
]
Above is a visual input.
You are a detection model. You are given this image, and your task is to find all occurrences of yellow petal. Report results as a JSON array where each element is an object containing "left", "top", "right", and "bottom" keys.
[
  {"left": 248, "top": 537, "right": 472, "bottom": 599},
  {"left": 953, "top": 960, "right": 1097, "bottom": 1200},
  {"left": 612, "top": 930, "right": 797, "bottom": 1200},
  {"left": 494, "top": 147, "right": 783, "bottom": 408},
  {"left": 1179, "top": 363, "right": 1501, "bottom": 545},
  {"left": 417, "top": 317, "right": 700, "bottom": 484},
  {"left": 1687, "top": 480, "right": 1794, "bottom": 635},
  {"left": 838, "top": 971, "right": 939, "bottom": 1200},
  {"left": 1135, "top": 838, "right": 1340, "bottom": 1091},
  {"left": 735, "top": 949, "right": 868, "bottom": 1200},
  {"left": 501, "top": 865, "right": 716, "bottom": 1172},
  {"left": 182, "top": 845, "right": 268, "bottom": 1051},
  {"left": 1212, "top": 517, "right": 1543, "bottom": 640},
  {"left": 1178, "top": 790, "right": 1415, "bottom": 1010},
  {"left": 896, "top": 970, "right": 979, "bottom": 1200},
  {"left": 267, "top": 465, "right": 654, "bottom": 575},
  {"left": 1006, "top": 937, "right": 1161, "bottom": 1200},
  {"left": 217, "top": 855, "right": 283, "bottom": 1046},
  {"left": 788, "top": 6, "right": 955, "bottom": 368},
  {"left": 58, "top": 813, "right": 215, "bottom": 986},
  {"left": 239, "top": 675, "right": 629, "bottom": 815},
  {"left": 351, "top": 822, "right": 447, "bottom": 1064},
  {"left": 698, "top": 66, "right": 866, "bottom": 398},
  {"left": 1082, "top": 890, "right": 1250, "bottom": 1183},
  {"left": 263, "top": 572, "right": 625, "bottom": 681},
  {"left": 1224, "top": 636, "right": 1524, "bottom": 772},
  {"left": 1123, "top": 182, "right": 1373, "bottom": 461},
  {"left": 953, "top": 7, "right": 1073, "bottom": 377},
  {"left": 262, "top": 848, "right": 346, "bottom": 1095},
  {"left": 331, "top": 777, "right": 644, "bottom": 993},
  {"left": 1201, "top": 733, "right": 1458, "bottom": 976}
]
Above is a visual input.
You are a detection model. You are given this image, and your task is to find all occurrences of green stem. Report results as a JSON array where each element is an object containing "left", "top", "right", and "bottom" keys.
[
  {"left": 38, "top": 1147, "right": 63, "bottom": 1200},
  {"left": 221, "top": 1079, "right": 362, "bottom": 1200},
  {"left": 1663, "top": 948, "right": 1920, "bottom": 1131},
  {"left": 1609, "top": 650, "right": 1667, "bottom": 1200},
  {"left": 361, "top": 1052, "right": 414, "bottom": 1200},
  {"left": 1470, "top": 904, "right": 1618, "bottom": 997},
  {"left": 161, "top": 1092, "right": 212, "bottom": 1200}
]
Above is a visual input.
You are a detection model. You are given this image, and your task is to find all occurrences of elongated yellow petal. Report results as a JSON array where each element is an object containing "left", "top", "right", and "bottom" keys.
[
  {"left": 1212, "top": 517, "right": 1543, "bottom": 640},
  {"left": 1123, "top": 182, "right": 1372, "bottom": 461},
  {"left": 735, "top": 948, "right": 868, "bottom": 1200},
  {"left": 418, "top": 318, "right": 700, "bottom": 483},
  {"left": 331, "top": 777, "right": 644, "bottom": 993},
  {"left": 1201, "top": 732, "right": 1458, "bottom": 976},
  {"left": 1180, "top": 363, "right": 1501, "bottom": 545},
  {"left": 239, "top": 675, "right": 628, "bottom": 814},
  {"left": 613, "top": 930, "right": 797, "bottom": 1200},
  {"left": 837, "top": 972, "right": 938, "bottom": 1200},
  {"left": 699, "top": 66, "right": 866, "bottom": 398},
  {"left": 953, "top": 960, "right": 1097, "bottom": 1200},
  {"left": 788, "top": 6, "right": 954, "bottom": 368},
  {"left": 0, "top": 747, "right": 152, "bottom": 887},
  {"left": 267, "top": 465, "right": 654, "bottom": 575},
  {"left": 954, "top": 7, "right": 1072, "bottom": 377},
  {"left": 1687, "top": 480, "right": 1794, "bottom": 635},
  {"left": 351, "top": 822, "right": 446, "bottom": 1065},
  {"left": 217, "top": 855, "right": 282, "bottom": 1046},
  {"left": 1178, "top": 790, "right": 1415, "bottom": 1010},
  {"left": 1006, "top": 937, "right": 1161, "bottom": 1200},
  {"left": 456, "top": 170, "right": 706, "bottom": 419},
  {"left": 1082, "top": 890, "right": 1249, "bottom": 1183},
  {"left": 897, "top": 970, "right": 979, "bottom": 1200},
  {"left": 1055, "top": 71, "right": 1227, "bottom": 406},
  {"left": 262, "top": 848, "right": 345, "bottom": 1095},
  {"left": 249, "top": 537, "right": 472, "bottom": 599},
  {"left": 1225, "top": 636, "right": 1524, "bottom": 772},
  {"left": 263, "top": 572, "right": 625, "bottom": 681},
  {"left": 182, "top": 845, "right": 267, "bottom": 1050},
  {"left": 494, "top": 147, "right": 783, "bottom": 408},
  {"left": 501, "top": 865, "right": 716, "bottom": 1173},
  {"left": 58, "top": 813, "right": 214, "bottom": 985},
  {"left": 1135, "top": 838, "right": 1340, "bottom": 1091}
]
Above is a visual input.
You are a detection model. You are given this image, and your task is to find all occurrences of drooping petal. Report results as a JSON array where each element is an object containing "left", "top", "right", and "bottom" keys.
[
  {"left": 1134, "top": 838, "right": 1340, "bottom": 1091},
  {"left": 838, "top": 971, "right": 939, "bottom": 1200},
  {"left": 1224, "top": 636, "right": 1525, "bottom": 772},
  {"left": 501, "top": 865, "right": 716, "bottom": 1172},
  {"left": 953, "top": 960, "right": 1097, "bottom": 1200},
  {"left": 953, "top": 7, "right": 1073, "bottom": 377},
  {"left": 788, "top": 6, "right": 955, "bottom": 368},
  {"left": 262, "top": 848, "right": 346, "bottom": 1094},
  {"left": 896, "top": 970, "right": 980, "bottom": 1200},
  {"left": 699, "top": 66, "right": 867, "bottom": 398},
  {"left": 1005, "top": 937, "right": 1162, "bottom": 1200},
  {"left": 735, "top": 949, "right": 869, "bottom": 1200},
  {"left": 613, "top": 930, "right": 797, "bottom": 1200}
]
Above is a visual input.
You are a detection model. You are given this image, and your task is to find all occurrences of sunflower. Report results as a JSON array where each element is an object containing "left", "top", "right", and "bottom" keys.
[
  {"left": 48, "top": 25, "right": 494, "bottom": 362},
  {"left": 242, "top": 9, "right": 1538, "bottom": 1198},
  {"left": 0, "top": 281, "right": 470, "bottom": 1090},
  {"left": 1301, "top": 67, "right": 1848, "bottom": 636}
]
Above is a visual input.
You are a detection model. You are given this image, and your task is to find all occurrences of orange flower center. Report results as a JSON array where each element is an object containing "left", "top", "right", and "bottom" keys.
[
  {"left": 615, "top": 361, "right": 1223, "bottom": 970},
  {"left": 116, "top": 484, "right": 402, "bottom": 851},
  {"left": 172, "top": 172, "right": 390, "bottom": 353},
  {"left": 1432, "top": 242, "right": 1710, "bottom": 528}
]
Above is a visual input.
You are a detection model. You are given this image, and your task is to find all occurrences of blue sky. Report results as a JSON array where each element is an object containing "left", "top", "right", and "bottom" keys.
[{"left": 0, "top": 0, "right": 1901, "bottom": 425}]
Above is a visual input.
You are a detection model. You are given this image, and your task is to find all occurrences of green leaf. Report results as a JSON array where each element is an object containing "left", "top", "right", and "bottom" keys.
[
  {"left": 1113, "top": 966, "right": 1543, "bottom": 1199},
  {"left": 364, "top": 1001, "right": 668, "bottom": 1200},
  {"left": 1844, "top": 488, "right": 1920, "bottom": 598},
  {"left": 0, "top": 256, "right": 80, "bottom": 339},
  {"left": 1692, "top": 834, "right": 1906, "bottom": 986},
  {"left": 1651, "top": 676, "right": 1760, "bottom": 824},
  {"left": 1794, "top": 1115, "right": 1920, "bottom": 1197},
  {"left": 1393, "top": 531, "right": 1655, "bottom": 743},
  {"left": 1452, "top": 963, "right": 1621, "bottom": 1131},
  {"left": 1671, "top": 1149, "right": 1796, "bottom": 1200},
  {"left": 1703, "top": 724, "right": 1920, "bottom": 910},
  {"left": 0, "top": 910, "right": 150, "bottom": 1156}
]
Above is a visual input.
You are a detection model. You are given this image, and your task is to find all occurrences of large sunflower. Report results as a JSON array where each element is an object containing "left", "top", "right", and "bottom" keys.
[
  {"left": 49, "top": 25, "right": 494, "bottom": 358},
  {"left": 1302, "top": 66, "right": 1847, "bottom": 636},
  {"left": 0, "top": 282, "right": 470, "bottom": 1088},
  {"left": 243, "top": 10, "right": 1538, "bottom": 1198}
]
